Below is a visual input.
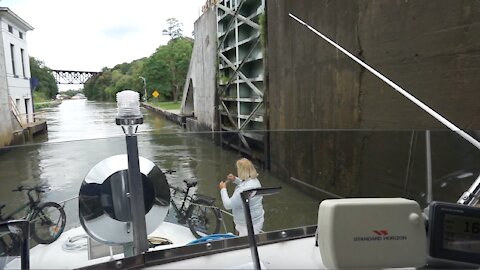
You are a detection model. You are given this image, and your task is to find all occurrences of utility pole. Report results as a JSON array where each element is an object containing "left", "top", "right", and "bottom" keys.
[{"left": 139, "top": 76, "right": 147, "bottom": 101}]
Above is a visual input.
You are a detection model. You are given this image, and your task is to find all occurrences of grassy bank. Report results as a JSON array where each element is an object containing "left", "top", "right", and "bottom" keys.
[
  {"left": 34, "top": 100, "right": 62, "bottom": 110},
  {"left": 146, "top": 100, "right": 181, "bottom": 111},
  {"left": 33, "top": 91, "right": 61, "bottom": 110}
]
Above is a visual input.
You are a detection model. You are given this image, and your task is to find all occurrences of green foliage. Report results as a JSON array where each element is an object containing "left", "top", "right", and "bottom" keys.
[
  {"left": 85, "top": 62, "right": 143, "bottom": 101},
  {"left": 83, "top": 18, "right": 192, "bottom": 102},
  {"left": 144, "top": 37, "right": 193, "bottom": 102},
  {"left": 62, "top": 89, "right": 83, "bottom": 98},
  {"left": 33, "top": 90, "right": 49, "bottom": 103},
  {"left": 219, "top": 74, "right": 230, "bottom": 84},
  {"left": 29, "top": 57, "right": 58, "bottom": 99},
  {"left": 33, "top": 91, "right": 60, "bottom": 110},
  {"left": 259, "top": 13, "right": 268, "bottom": 49}
]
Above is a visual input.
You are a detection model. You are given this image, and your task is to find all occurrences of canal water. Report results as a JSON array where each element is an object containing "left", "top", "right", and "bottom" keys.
[{"left": 0, "top": 99, "right": 319, "bottom": 232}]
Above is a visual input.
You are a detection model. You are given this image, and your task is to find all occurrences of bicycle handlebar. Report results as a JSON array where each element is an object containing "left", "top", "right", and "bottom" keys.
[
  {"left": 12, "top": 185, "right": 48, "bottom": 193},
  {"left": 11, "top": 185, "right": 24, "bottom": 192},
  {"left": 163, "top": 169, "right": 177, "bottom": 174}
]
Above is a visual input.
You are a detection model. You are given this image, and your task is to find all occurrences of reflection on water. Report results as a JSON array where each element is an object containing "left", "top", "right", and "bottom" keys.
[{"left": 0, "top": 100, "right": 319, "bottom": 232}]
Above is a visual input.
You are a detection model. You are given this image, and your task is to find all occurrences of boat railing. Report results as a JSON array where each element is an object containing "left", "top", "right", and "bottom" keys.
[
  {"left": 241, "top": 187, "right": 282, "bottom": 270},
  {"left": 76, "top": 225, "right": 317, "bottom": 270}
]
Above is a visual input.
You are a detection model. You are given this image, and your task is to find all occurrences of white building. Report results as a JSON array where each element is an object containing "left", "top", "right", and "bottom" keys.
[{"left": 0, "top": 7, "right": 34, "bottom": 126}]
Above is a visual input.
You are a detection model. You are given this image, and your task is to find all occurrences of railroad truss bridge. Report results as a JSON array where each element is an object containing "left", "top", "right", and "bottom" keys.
[{"left": 51, "top": 70, "right": 100, "bottom": 84}]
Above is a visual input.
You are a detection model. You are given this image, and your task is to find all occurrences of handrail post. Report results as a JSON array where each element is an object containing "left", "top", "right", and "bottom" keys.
[
  {"left": 20, "top": 220, "right": 30, "bottom": 270},
  {"left": 0, "top": 220, "right": 30, "bottom": 269},
  {"left": 241, "top": 187, "right": 282, "bottom": 270},
  {"left": 240, "top": 191, "right": 260, "bottom": 270}
]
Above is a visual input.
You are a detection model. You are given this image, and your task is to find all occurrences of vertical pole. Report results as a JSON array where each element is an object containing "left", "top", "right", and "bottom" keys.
[
  {"left": 241, "top": 191, "right": 261, "bottom": 270},
  {"left": 20, "top": 220, "right": 30, "bottom": 270},
  {"left": 426, "top": 130, "right": 433, "bottom": 204},
  {"left": 143, "top": 83, "right": 147, "bottom": 102},
  {"left": 125, "top": 135, "right": 149, "bottom": 255}
]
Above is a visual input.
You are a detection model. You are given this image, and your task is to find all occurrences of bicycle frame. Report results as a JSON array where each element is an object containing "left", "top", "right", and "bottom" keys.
[
  {"left": 169, "top": 185, "right": 195, "bottom": 222},
  {"left": 0, "top": 189, "right": 41, "bottom": 221}
]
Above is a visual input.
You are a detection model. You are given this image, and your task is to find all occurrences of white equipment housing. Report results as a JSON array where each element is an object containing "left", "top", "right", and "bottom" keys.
[{"left": 318, "top": 198, "right": 427, "bottom": 269}]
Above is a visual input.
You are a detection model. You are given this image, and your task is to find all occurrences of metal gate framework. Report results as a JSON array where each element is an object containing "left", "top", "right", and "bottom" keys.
[{"left": 216, "top": 0, "right": 266, "bottom": 161}]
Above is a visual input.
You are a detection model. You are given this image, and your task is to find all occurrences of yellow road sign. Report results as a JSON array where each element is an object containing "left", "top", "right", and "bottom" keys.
[{"left": 152, "top": 90, "right": 159, "bottom": 98}]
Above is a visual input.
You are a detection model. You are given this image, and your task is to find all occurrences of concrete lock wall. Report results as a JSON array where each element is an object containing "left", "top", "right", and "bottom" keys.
[
  {"left": 266, "top": 0, "right": 480, "bottom": 202},
  {"left": 181, "top": 7, "right": 217, "bottom": 132},
  {"left": 0, "top": 28, "right": 13, "bottom": 148}
]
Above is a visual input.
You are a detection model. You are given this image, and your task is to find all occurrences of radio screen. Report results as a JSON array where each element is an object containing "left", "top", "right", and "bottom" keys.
[{"left": 444, "top": 214, "right": 480, "bottom": 253}]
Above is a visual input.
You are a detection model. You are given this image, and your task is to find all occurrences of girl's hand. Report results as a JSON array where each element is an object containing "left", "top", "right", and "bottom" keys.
[{"left": 219, "top": 181, "right": 227, "bottom": 189}]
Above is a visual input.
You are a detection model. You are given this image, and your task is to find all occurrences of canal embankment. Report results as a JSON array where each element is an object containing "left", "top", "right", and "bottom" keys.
[
  {"left": 0, "top": 120, "right": 47, "bottom": 155},
  {"left": 142, "top": 102, "right": 214, "bottom": 141},
  {"left": 34, "top": 100, "right": 62, "bottom": 110},
  {"left": 0, "top": 99, "right": 53, "bottom": 148},
  {"left": 142, "top": 103, "right": 184, "bottom": 126},
  {"left": 11, "top": 120, "right": 47, "bottom": 145}
]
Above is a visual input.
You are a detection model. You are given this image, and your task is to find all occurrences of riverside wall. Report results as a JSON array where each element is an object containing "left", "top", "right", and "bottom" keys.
[
  {"left": 180, "top": 7, "right": 217, "bottom": 135},
  {"left": 268, "top": 0, "right": 480, "bottom": 131},
  {"left": 266, "top": 0, "right": 480, "bottom": 202},
  {"left": 142, "top": 103, "right": 185, "bottom": 126}
]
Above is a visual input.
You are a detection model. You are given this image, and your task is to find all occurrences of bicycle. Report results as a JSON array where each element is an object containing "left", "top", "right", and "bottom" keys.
[
  {"left": 169, "top": 179, "right": 221, "bottom": 239},
  {"left": 0, "top": 185, "right": 66, "bottom": 245}
]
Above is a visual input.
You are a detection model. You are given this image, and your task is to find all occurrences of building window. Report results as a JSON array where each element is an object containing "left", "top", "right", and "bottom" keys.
[
  {"left": 8, "top": 25, "right": 13, "bottom": 33},
  {"left": 21, "top": 49, "right": 26, "bottom": 77},
  {"left": 24, "top": 98, "right": 30, "bottom": 123},
  {"left": 10, "top": 44, "right": 16, "bottom": 76},
  {"left": 15, "top": 98, "right": 20, "bottom": 109},
  {"left": 19, "top": 32, "right": 23, "bottom": 39}
]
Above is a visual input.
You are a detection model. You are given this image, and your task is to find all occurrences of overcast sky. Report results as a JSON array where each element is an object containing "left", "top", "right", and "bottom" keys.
[{"left": 2, "top": 0, "right": 207, "bottom": 90}]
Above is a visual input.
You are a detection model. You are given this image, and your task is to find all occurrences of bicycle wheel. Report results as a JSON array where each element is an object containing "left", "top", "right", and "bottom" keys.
[
  {"left": 186, "top": 198, "right": 221, "bottom": 239},
  {"left": 30, "top": 202, "right": 66, "bottom": 244}
]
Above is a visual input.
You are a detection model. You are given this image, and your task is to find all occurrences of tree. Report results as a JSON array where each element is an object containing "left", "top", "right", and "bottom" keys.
[
  {"left": 144, "top": 37, "right": 193, "bottom": 102},
  {"left": 162, "top": 18, "right": 183, "bottom": 39},
  {"left": 29, "top": 57, "right": 58, "bottom": 99},
  {"left": 84, "top": 67, "right": 114, "bottom": 101},
  {"left": 84, "top": 59, "right": 148, "bottom": 101},
  {"left": 82, "top": 17, "right": 193, "bottom": 102},
  {"left": 63, "top": 89, "right": 82, "bottom": 98}
]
